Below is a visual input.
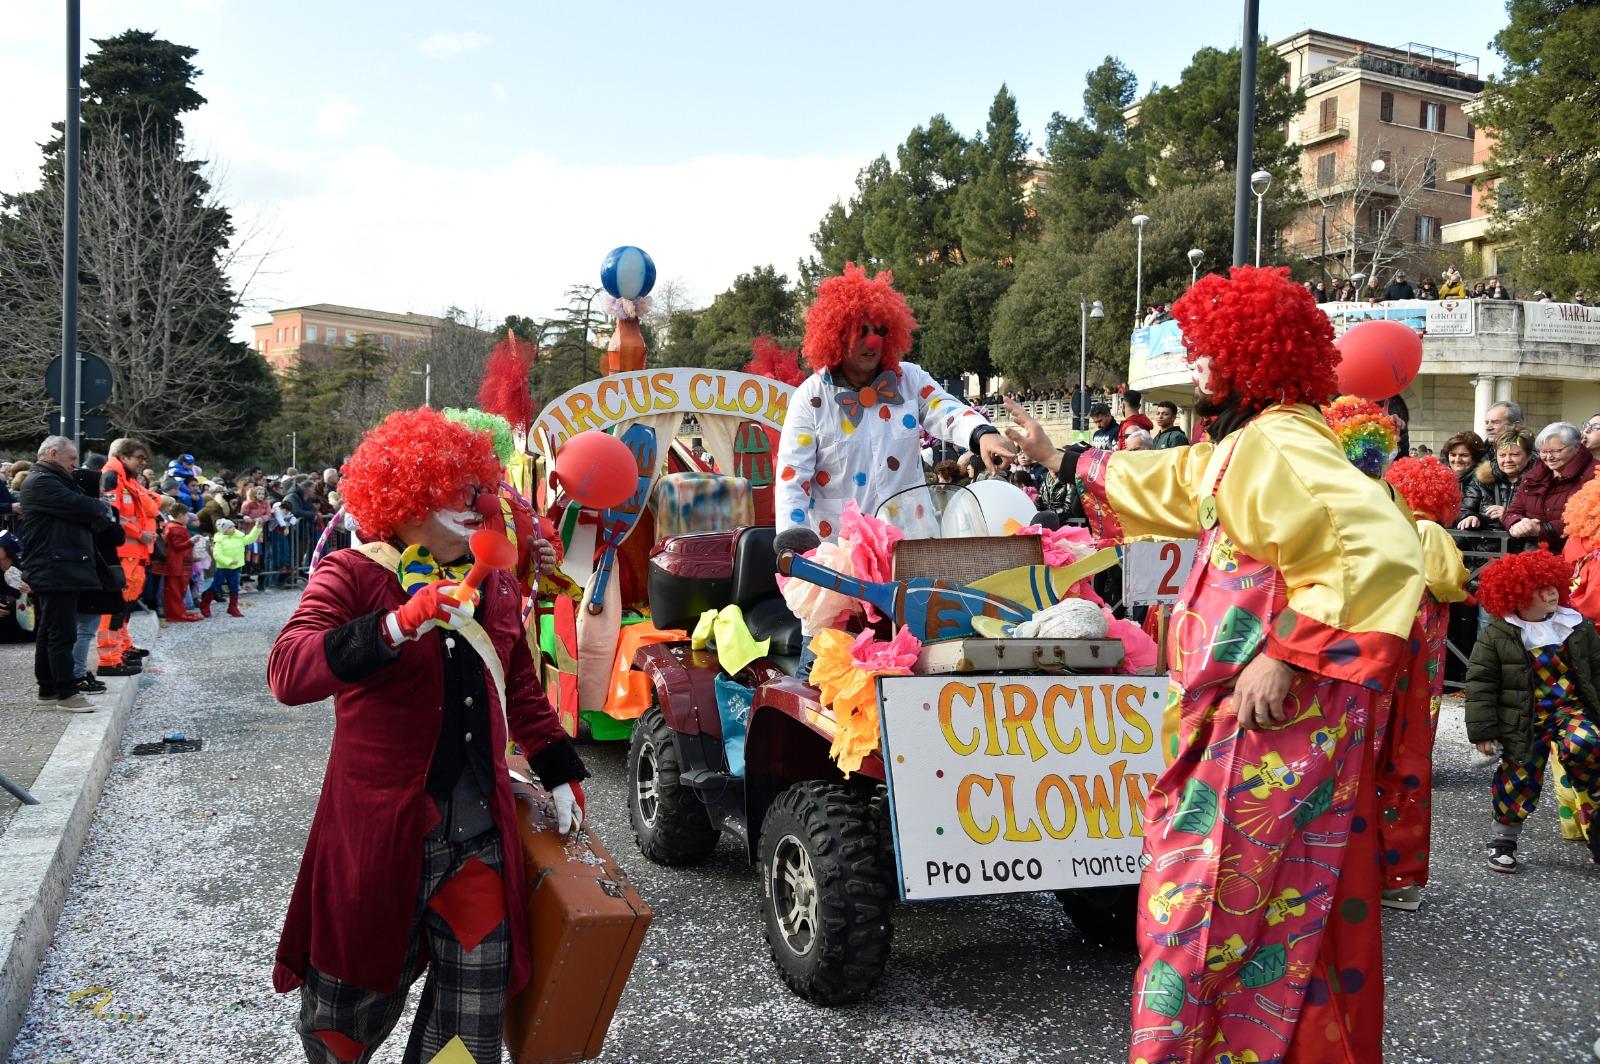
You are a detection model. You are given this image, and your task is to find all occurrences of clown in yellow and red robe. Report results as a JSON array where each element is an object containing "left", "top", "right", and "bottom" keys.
[
  {"left": 1375, "top": 518, "right": 1470, "bottom": 896},
  {"left": 1077, "top": 404, "right": 1423, "bottom": 1064}
]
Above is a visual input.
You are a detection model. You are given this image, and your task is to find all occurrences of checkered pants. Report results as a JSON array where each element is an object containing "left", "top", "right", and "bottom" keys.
[
  {"left": 1493, "top": 707, "right": 1600, "bottom": 828},
  {"left": 297, "top": 832, "right": 510, "bottom": 1064}
]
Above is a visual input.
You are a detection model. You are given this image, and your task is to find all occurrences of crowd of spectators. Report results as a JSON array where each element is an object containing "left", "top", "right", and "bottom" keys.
[
  {"left": 1301, "top": 264, "right": 1588, "bottom": 305},
  {"left": 2, "top": 435, "right": 358, "bottom": 708}
]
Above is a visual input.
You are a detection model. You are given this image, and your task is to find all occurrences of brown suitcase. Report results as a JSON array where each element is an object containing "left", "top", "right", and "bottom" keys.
[{"left": 502, "top": 776, "right": 653, "bottom": 1064}]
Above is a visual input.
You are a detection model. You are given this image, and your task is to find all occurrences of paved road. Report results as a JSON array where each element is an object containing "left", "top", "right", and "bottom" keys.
[{"left": 8, "top": 589, "right": 1599, "bottom": 1063}]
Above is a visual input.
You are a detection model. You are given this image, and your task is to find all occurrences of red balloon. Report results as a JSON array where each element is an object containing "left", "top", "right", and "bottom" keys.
[
  {"left": 554, "top": 431, "right": 636, "bottom": 509},
  {"left": 1335, "top": 320, "right": 1423, "bottom": 401}
]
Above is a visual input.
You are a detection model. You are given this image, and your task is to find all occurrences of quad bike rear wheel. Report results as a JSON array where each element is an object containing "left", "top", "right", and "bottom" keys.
[
  {"left": 1056, "top": 884, "right": 1139, "bottom": 950},
  {"left": 627, "top": 706, "right": 720, "bottom": 865},
  {"left": 758, "top": 781, "right": 894, "bottom": 1004}
]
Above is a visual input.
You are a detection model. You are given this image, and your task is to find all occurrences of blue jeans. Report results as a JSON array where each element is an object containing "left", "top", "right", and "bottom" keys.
[
  {"left": 208, "top": 568, "right": 241, "bottom": 598},
  {"left": 72, "top": 612, "right": 100, "bottom": 678}
]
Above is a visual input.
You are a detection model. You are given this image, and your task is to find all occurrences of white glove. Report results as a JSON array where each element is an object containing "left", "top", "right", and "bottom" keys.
[{"left": 551, "top": 781, "right": 584, "bottom": 835}]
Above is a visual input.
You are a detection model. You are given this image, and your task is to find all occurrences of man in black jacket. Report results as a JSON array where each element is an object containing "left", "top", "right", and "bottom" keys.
[
  {"left": 19, "top": 436, "right": 114, "bottom": 711},
  {"left": 1383, "top": 270, "right": 1416, "bottom": 301}
]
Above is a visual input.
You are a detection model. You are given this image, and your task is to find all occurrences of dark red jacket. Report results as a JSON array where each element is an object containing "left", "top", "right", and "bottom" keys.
[
  {"left": 1504, "top": 449, "right": 1597, "bottom": 552},
  {"left": 266, "top": 547, "right": 578, "bottom": 995}
]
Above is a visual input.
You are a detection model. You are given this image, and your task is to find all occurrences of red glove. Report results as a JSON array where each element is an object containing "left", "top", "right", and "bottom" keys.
[{"left": 384, "top": 582, "right": 478, "bottom": 644}]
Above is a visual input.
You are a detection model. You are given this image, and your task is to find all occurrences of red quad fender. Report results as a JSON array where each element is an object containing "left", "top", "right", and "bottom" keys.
[{"left": 744, "top": 678, "right": 886, "bottom": 785}]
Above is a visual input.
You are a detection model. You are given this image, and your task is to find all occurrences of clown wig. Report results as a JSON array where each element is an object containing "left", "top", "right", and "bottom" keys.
[
  {"left": 340, "top": 407, "right": 503, "bottom": 542},
  {"left": 1562, "top": 477, "right": 1600, "bottom": 547},
  {"left": 1172, "top": 265, "right": 1340, "bottom": 410},
  {"left": 1384, "top": 456, "right": 1462, "bottom": 525},
  {"left": 801, "top": 262, "right": 917, "bottom": 373},
  {"left": 1478, "top": 548, "right": 1573, "bottom": 619},
  {"left": 1323, "top": 395, "right": 1401, "bottom": 477},
  {"left": 442, "top": 407, "right": 515, "bottom": 467}
]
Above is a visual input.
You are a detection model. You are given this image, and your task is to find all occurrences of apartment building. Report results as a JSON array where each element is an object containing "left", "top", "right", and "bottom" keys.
[
  {"left": 1274, "top": 31, "right": 1484, "bottom": 284},
  {"left": 253, "top": 303, "right": 451, "bottom": 373}
]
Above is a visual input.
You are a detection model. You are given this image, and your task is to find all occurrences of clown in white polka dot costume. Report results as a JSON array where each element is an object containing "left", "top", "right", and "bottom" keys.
[{"left": 775, "top": 264, "right": 1014, "bottom": 540}]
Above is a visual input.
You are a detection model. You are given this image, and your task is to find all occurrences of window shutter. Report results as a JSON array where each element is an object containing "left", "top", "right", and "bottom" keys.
[
  {"left": 1320, "top": 97, "right": 1338, "bottom": 131},
  {"left": 1380, "top": 92, "right": 1393, "bottom": 122}
]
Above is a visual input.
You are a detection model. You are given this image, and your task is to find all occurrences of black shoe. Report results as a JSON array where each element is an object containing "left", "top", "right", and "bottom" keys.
[
  {"left": 77, "top": 675, "right": 108, "bottom": 694},
  {"left": 127, "top": 647, "right": 150, "bottom": 659},
  {"left": 1587, "top": 830, "right": 1600, "bottom": 867},
  {"left": 1487, "top": 838, "right": 1519, "bottom": 874},
  {"left": 99, "top": 662, "right": 143, "bottom": 677}
]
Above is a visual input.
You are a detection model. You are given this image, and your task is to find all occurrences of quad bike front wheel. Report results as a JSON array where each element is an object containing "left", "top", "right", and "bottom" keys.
[
  {"left": 758, "top": 781, "right": 894, "bottom": 1004},
  {"left": 627, "top": 706, "right": 720, "bottom": 865}
]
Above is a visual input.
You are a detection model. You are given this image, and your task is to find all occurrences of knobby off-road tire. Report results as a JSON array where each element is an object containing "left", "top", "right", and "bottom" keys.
[
  {"left": 1056, "top": 883, "right": 1139, "bottom": 950},
  {"left": 758, "top": 781, "right": 894, "bottom": 1004},
  {"left": 627, "top": 706, "right": 720, "bottom": 865}
]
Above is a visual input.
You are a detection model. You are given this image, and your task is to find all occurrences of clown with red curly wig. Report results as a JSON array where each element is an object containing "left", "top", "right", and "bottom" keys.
[
  {"left": 1467, "top": 547, "right": 1600, "bottom": 871},
  {"left": 776, "top": 263, "right": 1014, "bottom": 543},
  {"left": 267, "top": 407, "right": 589, "bottom": 1063},
  {"left": 1562, "top": 477, "right": 1600, "bottom": 622},
  {"left": 1002, "top": 265, "right": 1424, "bottom": 1062},
  {"left": 1364, "top": 455, "right": 1472, "bottom": 910}
]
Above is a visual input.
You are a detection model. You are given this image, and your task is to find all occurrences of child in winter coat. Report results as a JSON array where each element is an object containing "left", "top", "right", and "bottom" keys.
[
  {"left": 202, "top": 517, "right": 261, "bottom": 618},
  {"left": 1466, "top": 548, "right": 1600, "bottom": 872},
  {"left": 158, "top": 503, "right": 203, "bottom": 623}
]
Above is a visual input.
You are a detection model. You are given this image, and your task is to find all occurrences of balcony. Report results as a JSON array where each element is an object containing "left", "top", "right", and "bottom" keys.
[
  {"left": 1298, "top": 117, "right": 1350, "bottom": 146},
  {"left": 1446, "top": 147, "right": 1497, "bottom": 185},
  {"left": 1441, "top": 215, "right": 1492, "bottom": 244},
  {"left": 1304, "top": 50, "right": 1484, "bottom": 94}
]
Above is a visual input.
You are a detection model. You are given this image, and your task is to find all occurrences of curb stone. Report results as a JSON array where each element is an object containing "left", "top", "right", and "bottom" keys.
[{"left": 0, "top": 611, "right": 156, "bottom": 1060}]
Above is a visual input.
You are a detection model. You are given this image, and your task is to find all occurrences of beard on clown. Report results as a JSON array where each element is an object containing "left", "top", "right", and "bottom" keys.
[{"left": 265, "top": 407, "right": 586, "bottom": 1064}]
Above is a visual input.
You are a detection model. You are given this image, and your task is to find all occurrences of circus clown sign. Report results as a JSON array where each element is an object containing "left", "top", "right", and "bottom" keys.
[
  {"left": 530, "top": 369, "right": 793, "bottom": 455},
  {"left": 877, "top": 673, "right": 1169, "bottom": 901}
]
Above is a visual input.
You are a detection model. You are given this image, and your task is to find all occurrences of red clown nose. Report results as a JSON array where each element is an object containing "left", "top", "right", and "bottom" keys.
[{"left": 864, "top": 332, "right": 884, "bottom": 354}]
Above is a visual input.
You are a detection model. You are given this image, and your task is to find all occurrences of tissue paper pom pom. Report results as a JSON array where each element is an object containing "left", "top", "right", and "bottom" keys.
[
  {"left": 477, "top": 334, "right": 539, "bottom": 434},
  {"left": 442, "top": 407, "right": 514, "bottom": 467},
  {"left": 838, "top": 501, "right": 903, "bottom": 620},
  {"left": 1477, "top": 548, "right": 1572, "bottom": 619},
  {"left": 744, "top": 335, "right": 808, "bottom": 386},
  {"left": 1104, "top": 607, "right": 1160, "bottom": 674},
  {"left": 1563, "top": 478, "right": 1600, "bottom": 546},
  {"left": 1172, "top": 265, "right": 1339, "bottom": 410},
  {"left": 340, "top": 407, "right": 502, "bottom": 541},
  {"left": 1323, "top": 395, "right": 1401, "bottom": 477},
  {"left": 779, "top": 541, "right": 861, "bottom": 631},
  {"left": 802, "top": 262, "right": 916, "bottom": 372},
  {"left": 1384, "top": 456, "right": 1462, "bottom": 525}
]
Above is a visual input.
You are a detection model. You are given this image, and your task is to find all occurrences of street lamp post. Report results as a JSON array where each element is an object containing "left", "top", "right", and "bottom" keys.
[
  {"left": 1132, "top": 214, "right": 1151, "bottom": 326},
  {"left": 1188, "top": 248, "right": 1205, "bottom": 288},
  {"left": 411, "top": 362, "right": 432, "bottom": 407},
  {"left": 286, "top": 431, "right": 297, "bottom": 470},
  {"left": 1250, "top": 169, "right": 1272, "bottom": 267},
  {"left": 1351, "top": 272, "right": 1366, "bottom": 304},
  {"left": 1079, "top": 295, "right": 1105, "bottom": 432}
]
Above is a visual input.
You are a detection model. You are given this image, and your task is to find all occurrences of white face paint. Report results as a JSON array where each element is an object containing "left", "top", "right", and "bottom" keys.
[
  {"left": 1191, "top": 355, "right": 1218, "bottom": 397},
  {"left": 434, "top": 507, "right": 480, "bottom": 539}
]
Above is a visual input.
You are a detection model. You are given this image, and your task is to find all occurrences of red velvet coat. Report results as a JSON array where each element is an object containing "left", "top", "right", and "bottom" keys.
[{"left": 267, "top": 547, "right": 577, "bottom": 996}]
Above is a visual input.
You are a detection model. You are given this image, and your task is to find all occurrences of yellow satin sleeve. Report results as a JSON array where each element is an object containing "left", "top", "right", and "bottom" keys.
[
  {"left": 1418, "top": 519, "right": 1472, "bottom": 603},
  {"left": 1100, "top": 441, "right": 1216, "bottom": 540},
  {"left": 1213, "top": 405, "right": 1425, "bottom": 642}
]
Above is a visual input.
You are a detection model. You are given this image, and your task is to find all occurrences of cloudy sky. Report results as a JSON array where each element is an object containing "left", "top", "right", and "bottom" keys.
[{"left": 2, "top": 0, "right": 1508, "bottom": 339}]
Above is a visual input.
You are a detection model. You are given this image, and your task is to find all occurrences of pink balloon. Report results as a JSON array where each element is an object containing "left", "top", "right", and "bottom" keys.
[{"left": 1335, "top": 320, "right": 1422, "bottom": 401}]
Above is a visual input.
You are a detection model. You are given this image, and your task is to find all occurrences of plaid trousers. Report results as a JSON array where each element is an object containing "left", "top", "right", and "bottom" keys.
[{"left": 297, "top": 831, "right": 510, "bottom": 1064}]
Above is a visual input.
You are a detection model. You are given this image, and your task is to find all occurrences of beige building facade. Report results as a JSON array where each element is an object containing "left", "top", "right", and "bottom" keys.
[{"left": 252, "top": 303, "right": 449, "bottom": 373}]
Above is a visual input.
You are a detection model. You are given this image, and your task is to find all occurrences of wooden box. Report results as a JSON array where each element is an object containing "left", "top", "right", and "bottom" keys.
[{"left": 503, "top": 780, "right": 653, "bottom": 1063}]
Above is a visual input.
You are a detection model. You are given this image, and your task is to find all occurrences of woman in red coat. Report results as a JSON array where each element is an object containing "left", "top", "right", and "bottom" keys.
[
  {"left": 1504, "top": 422, "right": 1598, "bottom": 554},
  {"left": 268, "top": 408, "right": 575, "bottom": 1064},
  {"left": 157, "top": 503, "right": 202, "bottom": 622}
]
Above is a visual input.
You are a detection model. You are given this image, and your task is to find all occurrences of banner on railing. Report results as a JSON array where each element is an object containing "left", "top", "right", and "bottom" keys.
[{"left": 1523, "top": 301, "right": 1600, "bottom": 345}]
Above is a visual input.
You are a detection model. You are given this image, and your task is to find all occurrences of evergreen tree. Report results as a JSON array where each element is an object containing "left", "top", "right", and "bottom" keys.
[
  {"left": 954, "top": 86, "right": 1037, "bottom": 264},
  {"left": 1034, "top": 57, "right": 1143, "bottom": 248},
  {"left": 672, "top": 265, "right": 799, "bottom": 372},
  {"left": 918, "top": 261, "right": 1014, "bottom": 393},
  {"left": 1480, "top": 0, "right": 1600, "bottom": 294}
]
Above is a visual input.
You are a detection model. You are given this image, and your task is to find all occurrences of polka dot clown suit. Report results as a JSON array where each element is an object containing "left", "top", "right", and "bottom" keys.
[{"left": 776, "top": 362, "right": 990, "bottom": 540}]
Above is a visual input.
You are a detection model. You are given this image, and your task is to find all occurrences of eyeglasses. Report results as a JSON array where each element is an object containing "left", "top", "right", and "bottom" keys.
[
  {"left": 1536, "top": 448, "right": 1572, "bottom": 460},
  {"left": 1584, "top": 421, "right": 1600, "bottom": 432}
]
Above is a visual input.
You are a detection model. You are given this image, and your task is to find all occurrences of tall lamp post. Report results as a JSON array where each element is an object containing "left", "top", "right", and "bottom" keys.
[
  {"left": 1351, "top": 272, "right": 1366, "bottom": 304},
  {"left": 1132, "top": 214, "right": 1151, "bottom": 326},
  {"left": 1188, "top": 248, "right": 1205, "bottom": 288},
  {"left": 1250, "top": 169, "right": 1272, "bottom": 267},
  {"left": 286, "top": 431, "right": 297, "bottom": 471},
  {"left": 410, "top": 362, "right": 431, "bottom": 407},
  {"left": 1079, "top": 295, "right": 1105, "bottom": 432}
]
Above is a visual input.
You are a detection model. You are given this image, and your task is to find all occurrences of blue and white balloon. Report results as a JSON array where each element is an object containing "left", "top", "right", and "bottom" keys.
[{"left": 599, "top": 246, "right": 656, "bottom": 300}]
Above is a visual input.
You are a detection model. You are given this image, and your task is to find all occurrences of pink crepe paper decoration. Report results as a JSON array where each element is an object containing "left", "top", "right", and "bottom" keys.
[
  {"left": 838, "top": 500, "right": 904, "bottom": 621},
  {"left": 849, "top": 625, "right": 922, "bottom": 671},
  {"left": 1102, "top": 606, "right": 1159, "bottom": 674},
  {"left": 1007, "top": 521, "right": 1093, "bottom": 568},
  {"left": 779, "top": 540, "right": 862, "bottom": 631}
]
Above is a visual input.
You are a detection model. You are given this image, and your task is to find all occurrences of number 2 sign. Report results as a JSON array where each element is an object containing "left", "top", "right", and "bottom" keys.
[{"left": 1125, "top": 539, "right": 1198, "bottom": 605}]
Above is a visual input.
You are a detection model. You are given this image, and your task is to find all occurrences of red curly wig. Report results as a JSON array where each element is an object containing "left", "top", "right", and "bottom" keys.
[
  {"left": 1562, "top": 477, "right": 1600, "bottom": 547},
  {"left": 1477, "top": 548, "right": 1573, "bottom": 619},
  {"left": 1172, "top": 265, "right": 1340, "bottom": 410},
  {"left": 745, "top": 335, "right": 807, "bottom": 386},
  {"left": 802, "top": 262, "right": 917, "bottom": 373},
  {"left": 1384, "top": 456, "right": 1462, "bottom": 525},
  {"left": 340, "top": 407, "right": 503, "bottom": 541}
]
